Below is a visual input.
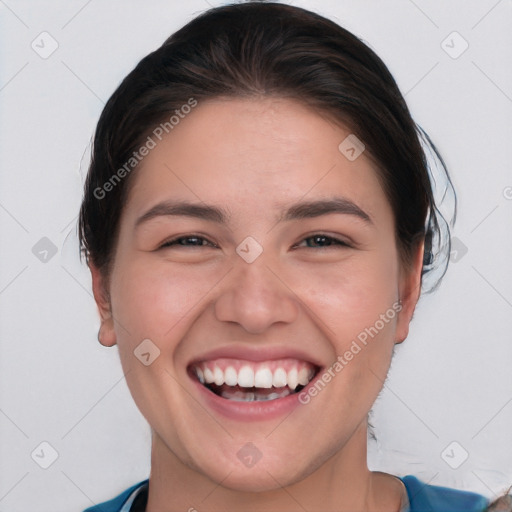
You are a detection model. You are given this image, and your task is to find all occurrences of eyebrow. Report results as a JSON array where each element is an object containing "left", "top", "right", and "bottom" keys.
[
  {"left": 136, "top": 201, "right": 227, "bottom": 226},
  {"left": 135, "top": 197, "right": 372, "bottom": 227},
  {"left": 279, "top": 197, "right": 371, "bottom": 224}
]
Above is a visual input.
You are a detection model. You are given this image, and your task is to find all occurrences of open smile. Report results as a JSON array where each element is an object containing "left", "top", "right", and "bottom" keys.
[{"left": 189, "top": 358, "right": 319, "bottom": 402}]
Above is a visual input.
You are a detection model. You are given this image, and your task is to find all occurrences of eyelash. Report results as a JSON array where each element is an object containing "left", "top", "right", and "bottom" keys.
[
  {"left": 159, "top": 236, "right": 214, "bottom": 249},
  {"left": 159, "top": 234, "right": 351, "bottom": 250}
]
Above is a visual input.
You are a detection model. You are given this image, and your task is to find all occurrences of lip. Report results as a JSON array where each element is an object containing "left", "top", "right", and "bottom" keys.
[
  {"left": 189, "top": 369, "right": 324, "bottom": 421},
  {"left": 186, "top": 345, "right": 324, "bottom": 422}
]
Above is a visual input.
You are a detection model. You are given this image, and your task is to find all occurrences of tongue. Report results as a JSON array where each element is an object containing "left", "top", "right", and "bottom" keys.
[{"left": 213, "top": 384, "right": 293, "bottom": 401}]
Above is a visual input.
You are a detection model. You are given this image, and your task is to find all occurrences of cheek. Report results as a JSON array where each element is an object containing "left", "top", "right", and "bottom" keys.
[
  {"left": 109, "top": 257, "right": 224, "bottom": 348},
  {"left": 301, "top": 244, "right": 400, "bottom": 339},
  {"left": 300, "top": 242, "right": 400, "bottom": 409}
]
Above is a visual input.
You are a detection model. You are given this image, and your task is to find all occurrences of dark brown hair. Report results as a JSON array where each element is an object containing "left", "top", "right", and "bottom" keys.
[{"left": 78, "top": 1, "right": 454, "bottom": 291}]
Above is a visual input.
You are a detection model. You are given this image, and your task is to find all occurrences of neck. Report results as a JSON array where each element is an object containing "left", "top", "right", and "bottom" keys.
[{"left": 145, "top": 421, "right": 403, "bottom": 512}]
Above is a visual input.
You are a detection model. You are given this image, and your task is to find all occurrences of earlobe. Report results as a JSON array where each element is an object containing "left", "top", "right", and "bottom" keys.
[
  {"left": 90, "top": 263, "right": 117, "bottom": 347},
  {"left": 395, "top": 241, "right": 424, "bottom": 344},
  {"left": 97, "top": 322, "right": 116, "bottom": 347}
]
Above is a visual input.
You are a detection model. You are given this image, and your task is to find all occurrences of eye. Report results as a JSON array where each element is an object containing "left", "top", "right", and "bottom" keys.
[
  {"left": 159, "top": 235, "right": 217, "bottom": 249},
  {"left": 294, "top": 234, "right": 351, "bottom": 249}
]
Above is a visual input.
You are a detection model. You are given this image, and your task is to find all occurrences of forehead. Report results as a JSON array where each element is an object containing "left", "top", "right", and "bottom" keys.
[{"left": 123, "top": 97, "right": 392, "bottom": 228}]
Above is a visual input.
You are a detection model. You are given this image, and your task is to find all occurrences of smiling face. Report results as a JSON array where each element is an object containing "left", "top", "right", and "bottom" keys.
[{"left": 91, "top": 97, "right": 422, "bottom": 493}]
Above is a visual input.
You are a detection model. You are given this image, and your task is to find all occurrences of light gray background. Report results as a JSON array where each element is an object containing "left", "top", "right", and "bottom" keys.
[{"left": 0, "top": 1, "right": 511, "bottom": 510}]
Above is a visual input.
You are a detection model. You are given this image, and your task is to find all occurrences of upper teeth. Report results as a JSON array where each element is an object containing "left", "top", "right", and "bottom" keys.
[{"left": 193, "top": 359, "right": 315, "bottom": 391}]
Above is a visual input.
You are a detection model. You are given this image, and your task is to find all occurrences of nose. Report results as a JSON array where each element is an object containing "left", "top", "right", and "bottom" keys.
[{"left": 214, "top": 256, "right": 299, "bottom": 334}]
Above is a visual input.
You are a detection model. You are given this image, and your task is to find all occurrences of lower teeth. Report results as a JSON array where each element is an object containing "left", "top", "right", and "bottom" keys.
[
  {"left": 220, "top": 388, "right": 292, "bottom": 401},
  {"left": 205, "top": 383, "right": 304, "bottom": 401}
]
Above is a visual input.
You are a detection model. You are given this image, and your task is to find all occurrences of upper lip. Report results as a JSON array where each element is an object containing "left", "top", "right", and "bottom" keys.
[{"left": 187, "top": 344, "right": 324, "bottom": 368}]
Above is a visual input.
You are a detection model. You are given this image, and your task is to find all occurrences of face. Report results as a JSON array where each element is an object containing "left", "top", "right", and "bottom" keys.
[{"left": 92, "top": 97, "right": 421, "bottom": 492}]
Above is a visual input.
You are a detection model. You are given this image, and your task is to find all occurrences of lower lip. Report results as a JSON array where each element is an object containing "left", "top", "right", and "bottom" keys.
[{"left": 189, "top": 370, "right": 321, "bottom": 422}]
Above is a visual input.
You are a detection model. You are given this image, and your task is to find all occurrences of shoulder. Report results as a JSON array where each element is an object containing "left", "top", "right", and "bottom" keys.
[
  {"left": 82, "top": 479, "right": 149, "bottom": 512},
  {"left": 399, "top": 475, "right": 489, "bottom": 512}
]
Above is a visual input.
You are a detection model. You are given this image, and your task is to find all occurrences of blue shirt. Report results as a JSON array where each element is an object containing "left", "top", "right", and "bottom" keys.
[{"left": 83, "top": 474, "right": 491, "bottom": 512}]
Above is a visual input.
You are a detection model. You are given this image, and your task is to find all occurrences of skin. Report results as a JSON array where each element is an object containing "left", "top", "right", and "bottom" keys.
[{"left": 91, "top": 97, "right": 423, "bottom": 511}]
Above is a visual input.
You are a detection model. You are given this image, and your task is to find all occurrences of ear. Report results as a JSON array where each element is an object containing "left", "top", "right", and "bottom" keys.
[
  {"left": 395, "top": 240, "right": 424, "bottom": 344},
  {"left": 90, "top": 263, "right": 117, "bottom": 347}
]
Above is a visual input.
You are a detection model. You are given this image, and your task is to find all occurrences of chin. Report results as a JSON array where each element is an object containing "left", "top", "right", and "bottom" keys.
[
  {"left": 217, "top": 464, "right": 303, "bottom": 493},
  {"left": 188, "top": 447, "right": 320, "bottom": 494}
]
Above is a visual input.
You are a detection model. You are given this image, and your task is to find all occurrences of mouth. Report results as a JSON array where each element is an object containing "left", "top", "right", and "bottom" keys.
[{"left": 188, "top": 358, "right": 320, "bottom": 402}]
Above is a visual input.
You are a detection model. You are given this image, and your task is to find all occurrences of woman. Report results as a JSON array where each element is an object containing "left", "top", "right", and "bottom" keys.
[{"left": 78, "top": 2, "right": 510, "bottom": 511}]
